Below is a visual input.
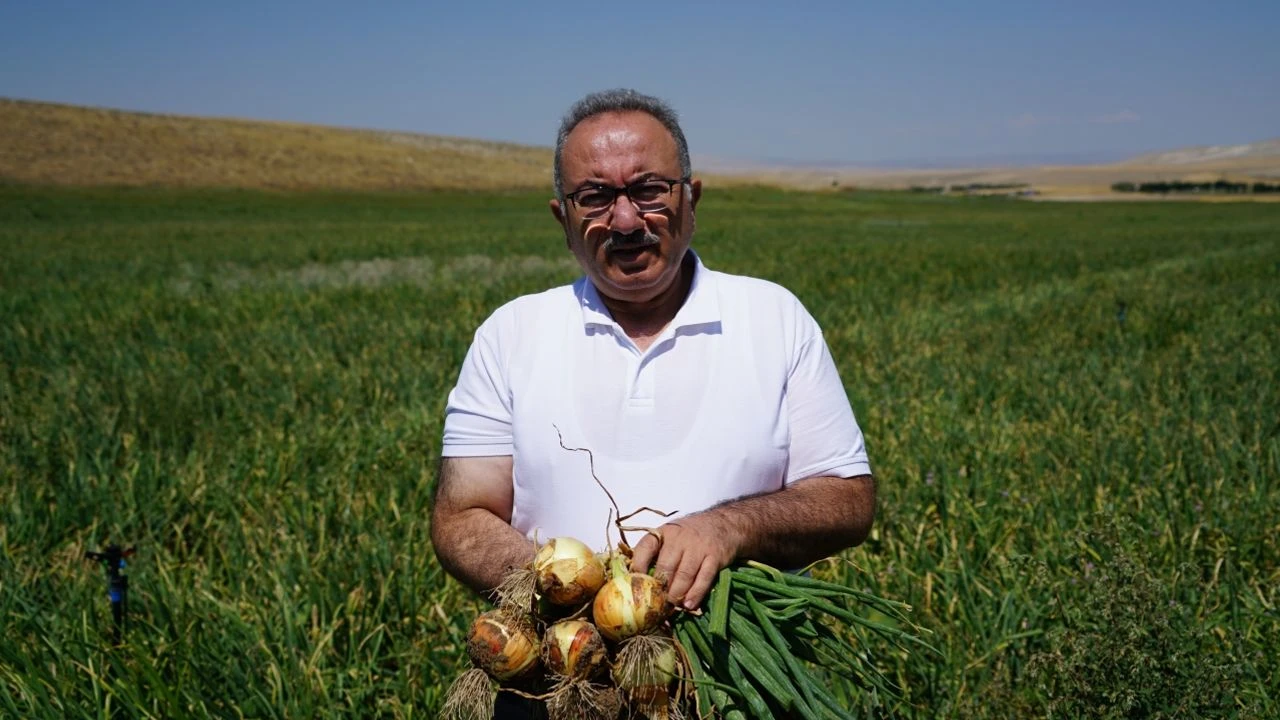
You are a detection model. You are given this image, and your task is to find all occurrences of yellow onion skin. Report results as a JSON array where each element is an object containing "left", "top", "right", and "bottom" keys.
[
  {"left": 534, "top": 537, "right": 606, "bottom": 606},
  {"left": 592, "top": 571, "right": 669, "bottom": 642},
  {"left": 542, "top": 620, "right": 608, "bottom": 679},
  {"left": 466, "top": 610, "right": 540, "bottom": 681}
]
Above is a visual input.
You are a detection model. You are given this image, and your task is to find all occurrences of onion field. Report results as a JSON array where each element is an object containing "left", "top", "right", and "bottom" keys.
[{"left": 2, "top": 185, "right": 1277, "bottom": 717}]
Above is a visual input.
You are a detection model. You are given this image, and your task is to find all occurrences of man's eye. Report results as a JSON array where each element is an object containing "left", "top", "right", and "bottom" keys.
[
  {"left": 630, "top": 183, "right": 668, "bottom": 202},
  {"left": 576, "top": 189, "right": 613, "bottom": 207}
]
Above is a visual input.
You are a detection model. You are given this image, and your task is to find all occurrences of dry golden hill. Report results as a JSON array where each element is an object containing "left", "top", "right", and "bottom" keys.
[
  {"left": 726, "top": 142, "right": 1280, "bottom": 199},
  {"left": 0, "top": 98, "right": 553, "bottom": 191},
  {"left": 4, "top": 97, "right": 1277, "bottom": 200}
]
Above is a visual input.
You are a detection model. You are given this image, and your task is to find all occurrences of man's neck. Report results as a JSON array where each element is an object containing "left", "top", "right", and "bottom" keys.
[{"left": 599, "top": 252, "right": 695, "bottom": 345}]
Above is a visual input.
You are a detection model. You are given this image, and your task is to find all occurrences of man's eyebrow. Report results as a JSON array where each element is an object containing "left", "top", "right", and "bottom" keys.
[
  {"left": 569, "top": 172, "right": 663, "bottom": 191},
  {"left": 567, "top": 179, "right": 607, "bottom": 191}
]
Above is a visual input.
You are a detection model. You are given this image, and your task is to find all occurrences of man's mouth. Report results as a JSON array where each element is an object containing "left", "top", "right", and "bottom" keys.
[
  {"left": 609, "top": 244, "right": 655, "bottom": 262},
  {"left": 603, "top": 232, "right": 660, "bottom": 262}
]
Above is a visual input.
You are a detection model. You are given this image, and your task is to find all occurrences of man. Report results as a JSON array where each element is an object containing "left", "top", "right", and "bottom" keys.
[{"left": 432, "top": 87, "right": 875, "bottom": 616}]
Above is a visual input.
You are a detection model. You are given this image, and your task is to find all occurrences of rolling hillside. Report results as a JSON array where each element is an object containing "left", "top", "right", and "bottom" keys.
[
  {"left": 0, "top": 98, "right": 552, "bottom": 191},
  {"left": 2, "top": 97, "right": 1276, "bottom": 198},
  {"left": 723, "top": 139, "right": 1280, "bottom": 198}
]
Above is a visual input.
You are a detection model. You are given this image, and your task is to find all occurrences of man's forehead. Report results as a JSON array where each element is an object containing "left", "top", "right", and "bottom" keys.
[{"left": 562, "top": 111, "right": 680, "bottom": 179}]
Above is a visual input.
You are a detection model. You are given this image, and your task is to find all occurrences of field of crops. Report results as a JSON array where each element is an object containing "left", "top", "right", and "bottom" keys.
[{"left": 2, "top": 184, "right": 1277, "bottom": 718}]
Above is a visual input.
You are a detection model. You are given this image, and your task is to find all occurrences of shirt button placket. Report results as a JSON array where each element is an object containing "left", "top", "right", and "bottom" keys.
[{"left": 628, "top": 349, "right": 655, "bottom": 409}]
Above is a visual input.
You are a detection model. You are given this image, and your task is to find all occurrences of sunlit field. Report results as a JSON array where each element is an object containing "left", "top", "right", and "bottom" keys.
[{"left": 2, "top": 185, "right": 1277, "bottom": 718}]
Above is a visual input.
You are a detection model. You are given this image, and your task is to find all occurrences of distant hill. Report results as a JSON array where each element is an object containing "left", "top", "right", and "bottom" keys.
[
  {"left": 0, "top": 98, "right": 552, "bottom": 190},
  {"left": 3, "top": 97, "right": 1277, "bottom": 199},
  {"left": 720, "top": 138, "right": 1280, "bottom": 198},
  {"left": 1122, "top": 139, "right": 1280, "bottom": 166},
  {"left": 701, "top": 141, "right": 1280, "bottom": 175}
]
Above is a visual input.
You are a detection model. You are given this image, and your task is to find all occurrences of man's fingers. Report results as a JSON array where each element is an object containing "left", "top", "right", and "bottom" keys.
[
  {"left": 629, "top": 533, "right": 659, "bottom": 574},
  {"left": 665, "top": 552, "right": 702, "bottom": 606},
  {"left": 682, "top": 555, "right": 721, "bottom": 610},
  {"left": 628, "top": 521, "right": 726, "bottom": 610},
  {"left": 653, "top": 543, "right": 684, "bottom": 594}
]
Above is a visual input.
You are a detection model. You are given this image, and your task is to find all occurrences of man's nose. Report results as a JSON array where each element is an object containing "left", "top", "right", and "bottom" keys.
[{"left": 609, "top": 194, "right": 645, "bottom": 234}]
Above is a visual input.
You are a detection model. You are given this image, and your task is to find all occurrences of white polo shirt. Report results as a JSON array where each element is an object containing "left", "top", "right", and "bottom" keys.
[{"left": 442, "top": 252, "right": 871, "bottom": 547}]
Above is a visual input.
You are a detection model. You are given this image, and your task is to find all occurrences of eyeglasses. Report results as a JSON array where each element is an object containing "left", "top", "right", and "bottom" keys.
[{"left": 564, "top": 176, "right": 689, "bottom": 217}]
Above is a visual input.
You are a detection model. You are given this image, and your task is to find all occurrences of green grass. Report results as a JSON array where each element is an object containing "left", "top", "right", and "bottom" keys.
[{"left": 2, "top": 185, "right": 1277, "bottom": 718}]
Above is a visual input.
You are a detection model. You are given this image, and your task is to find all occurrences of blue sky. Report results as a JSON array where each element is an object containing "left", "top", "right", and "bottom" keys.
[{"left": 2, "top": 0, "right": 1276, "bottom": 166}]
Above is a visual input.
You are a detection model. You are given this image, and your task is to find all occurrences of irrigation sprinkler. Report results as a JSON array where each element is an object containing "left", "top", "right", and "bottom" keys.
[{"left": 85, "top": 544, "right": 136, "bottom": 644}]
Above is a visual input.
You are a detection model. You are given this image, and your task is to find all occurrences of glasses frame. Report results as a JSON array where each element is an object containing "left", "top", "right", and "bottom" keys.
[{"left": 564, "top": 176, "right": 691, "bottom": 216}]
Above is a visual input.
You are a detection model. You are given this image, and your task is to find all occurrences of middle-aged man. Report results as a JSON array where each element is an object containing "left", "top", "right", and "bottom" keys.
[{"left": 431, "top": 89, "right": 876, "bottom": 622}]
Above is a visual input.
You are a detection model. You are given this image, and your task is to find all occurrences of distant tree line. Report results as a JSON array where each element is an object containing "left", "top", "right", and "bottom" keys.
[
  {"left": 1111, "top": 180, "right": 1280, "bottom": 195},
  {"left": 909, "top": 182, "right": 1031, "bottom": 194}
]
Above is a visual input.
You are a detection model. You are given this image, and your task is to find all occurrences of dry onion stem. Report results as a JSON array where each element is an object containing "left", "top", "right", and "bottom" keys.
[{"left": 552, "top": 425, "right": 675, "bottom": 552}]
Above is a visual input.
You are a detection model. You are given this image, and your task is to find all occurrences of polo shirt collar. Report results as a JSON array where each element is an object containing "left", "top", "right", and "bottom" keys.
[{"left": 578, "top": 249, "right": 720, "bottom": 331}]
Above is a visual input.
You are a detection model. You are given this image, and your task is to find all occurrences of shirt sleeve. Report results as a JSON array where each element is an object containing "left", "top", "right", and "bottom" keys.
[
  {"left": 784, "top": 314, "right": 872, "bottom": 484},
  {"left": 442, "top": 314, "right": 515, "bottom": 457}
]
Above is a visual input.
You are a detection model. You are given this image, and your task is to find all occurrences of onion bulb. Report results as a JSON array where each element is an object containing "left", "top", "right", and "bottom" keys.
[
  {"left": 592, "top": 554, "right": 669, "bottom": 642},
  {"left": 534, "top": 537, "right": 606, "bottom": 606},
  {"left": 542, "top": 620, "right": 608, "bottom": 679},
  {"left": 466, "top": 609, "right": 540, "bottom": 681},
  {"left": 613, "top": 633, "right": 679, "bottom": 712}
]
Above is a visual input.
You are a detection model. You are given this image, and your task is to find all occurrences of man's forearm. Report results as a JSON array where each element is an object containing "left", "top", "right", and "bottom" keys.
[
  {"left": 431, "top": 509, "right": 535, "bottom": 597},
  {"left": 701, "top": 474, "right": 876, "bottom": 569}
]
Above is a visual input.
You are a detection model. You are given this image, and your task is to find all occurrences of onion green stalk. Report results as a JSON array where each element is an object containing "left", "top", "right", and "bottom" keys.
[{"left": 673, "top": 562, "right": 935, "bottom": 719}]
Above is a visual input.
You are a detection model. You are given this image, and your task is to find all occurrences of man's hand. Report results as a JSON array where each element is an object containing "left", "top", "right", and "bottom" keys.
[
  {"left": 628, "top": 474, "right": 876, "bottom": 611},
  {"left": 629, "top": 515, "right": 741, "bottom": 611}
]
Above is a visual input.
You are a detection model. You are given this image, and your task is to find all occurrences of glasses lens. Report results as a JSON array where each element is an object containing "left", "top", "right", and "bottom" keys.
[
  {"left": 629, "top": 181, "right": 676, "bottom": 211},
  {"left": 574, "top": 188, "right": 614, "bottom": 209}
]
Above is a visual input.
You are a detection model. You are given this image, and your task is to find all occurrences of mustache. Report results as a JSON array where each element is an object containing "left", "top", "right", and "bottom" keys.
[{"left": 601, "top": 230, "right": 661, "bottom": 253}]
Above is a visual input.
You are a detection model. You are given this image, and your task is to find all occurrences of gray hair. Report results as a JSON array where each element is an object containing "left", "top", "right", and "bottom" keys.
[{"left": 553, "top": 89, "right": 692, "bottom": 203}]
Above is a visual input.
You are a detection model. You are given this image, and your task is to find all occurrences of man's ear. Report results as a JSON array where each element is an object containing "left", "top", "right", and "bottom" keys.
[
  {"left": 549, "top": 198, "right": 571, "bottom": 250},
  {"left": 689, "top": 178, "right": 703, "bottom": 211}
]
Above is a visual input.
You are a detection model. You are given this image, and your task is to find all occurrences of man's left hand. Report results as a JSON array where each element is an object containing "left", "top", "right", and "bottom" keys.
[{"left": 629, "top": 515, "right": 740, "bottom": 611}]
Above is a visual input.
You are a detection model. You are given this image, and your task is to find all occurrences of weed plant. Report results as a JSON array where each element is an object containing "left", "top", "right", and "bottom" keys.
[{"left": 1027, "top": 519, "right": 1244, "bottom": 718}]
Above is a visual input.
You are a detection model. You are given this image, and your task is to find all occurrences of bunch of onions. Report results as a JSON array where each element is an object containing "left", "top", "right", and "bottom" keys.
[
  {"left": 542, "top": 620, "right": 620, "bottom": 720},
  {"left": 534, "top": 537, "right": 606, "bottom": 606},
  {"left": 442, "top": 609, "right": 540, "bottom": 720},
  {"left": 593, "top": 553, "right": 669, "bottom": 642}
]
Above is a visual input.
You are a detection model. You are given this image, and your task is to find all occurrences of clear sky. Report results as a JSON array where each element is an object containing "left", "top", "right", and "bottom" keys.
[{"left": 2, "top": 0, "right": 1276, "bottom": 166}]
